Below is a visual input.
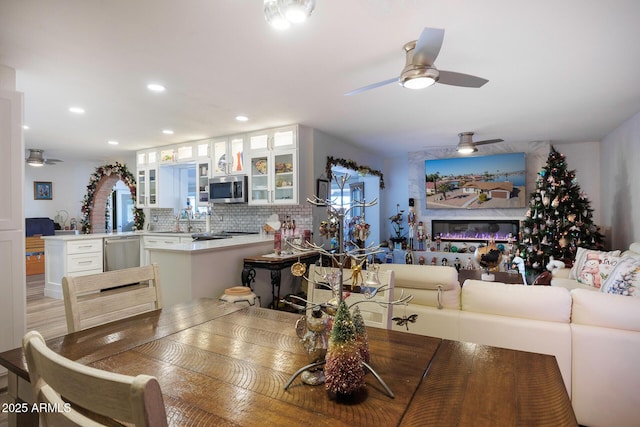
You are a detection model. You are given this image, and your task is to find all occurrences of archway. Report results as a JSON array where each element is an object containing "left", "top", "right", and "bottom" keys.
[{"left": 80, "top": 163, "right": 144, "bottom": 234}]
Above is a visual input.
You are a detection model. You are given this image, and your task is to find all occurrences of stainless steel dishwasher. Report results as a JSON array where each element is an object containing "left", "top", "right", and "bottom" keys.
[{"left": 103, "top": 235, "right": 141, "bottom": 271}]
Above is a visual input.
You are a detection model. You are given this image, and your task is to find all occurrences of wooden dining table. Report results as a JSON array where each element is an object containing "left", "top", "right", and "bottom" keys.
[{"left": 0, "top": 298, "right": 577, "bottom": 426}]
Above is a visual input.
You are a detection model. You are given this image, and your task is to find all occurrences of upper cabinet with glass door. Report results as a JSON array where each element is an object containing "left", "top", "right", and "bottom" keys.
[
  {"left": 194, "top": 139, "right": 211, "bottom": 208},
  {"left": 136, "top": 149, "right": 160, "bottom": 208},
  {"left": 212, "top": 135, "right": 246, "bottom": 176},
  {"left": 247, "top": 125, "right": 299, "bottom": 205}
]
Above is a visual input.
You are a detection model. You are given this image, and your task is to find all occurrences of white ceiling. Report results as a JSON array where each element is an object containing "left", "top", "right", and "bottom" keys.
[{"left": 2, "top": 0, "right": 640, "bottom": 163}]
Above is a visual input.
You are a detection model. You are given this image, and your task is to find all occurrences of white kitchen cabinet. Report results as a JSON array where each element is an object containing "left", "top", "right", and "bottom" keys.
[
  {"left": 247, "top": 126, "right": 299, "bottom": 205},
  {"left": 44, "top": 238, "right": 104, "bottom": 299},
  {"left": 141, "top": 235, "right": 192, "bottom": 266},
  {"left": 196, "top": 160, "right": 211, "bottom": 208},
  {"left": 0, "top": 84, "right": 26, "bottom": 376},
  {"left": 212, "top": 135, "right": 247, "bottom": 176}
]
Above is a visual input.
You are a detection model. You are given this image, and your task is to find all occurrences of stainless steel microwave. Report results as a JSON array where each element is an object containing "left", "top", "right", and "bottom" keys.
[{"left": 209, "top": 175, "right": 248, "bottom": 203}]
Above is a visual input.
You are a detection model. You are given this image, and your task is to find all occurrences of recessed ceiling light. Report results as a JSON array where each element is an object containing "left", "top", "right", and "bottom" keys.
[
  {"left": 23, "top": 125, "right": 29, "bottom": 130},
  {"left": 147, "top": 83, "right": 166, "bottom": 92},
  {"left": 69, "top": 107, "right": 85, "bottom": 114},
  {"left": 162, "top": 129, "right": 174, "bottom": 135},
  {"left": 235, "top": 115, "right": 249, "bottom": 122},
  {"left": 107, "top": 140, "right": 119, "bottom": 145}
]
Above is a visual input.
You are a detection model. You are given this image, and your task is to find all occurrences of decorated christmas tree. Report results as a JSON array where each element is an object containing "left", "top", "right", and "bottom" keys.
[{"left": 518, "top": 146, "right": 604, "bottom": 274}]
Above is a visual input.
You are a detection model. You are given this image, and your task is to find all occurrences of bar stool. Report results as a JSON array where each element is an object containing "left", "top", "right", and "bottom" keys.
[{"left": 220, "top": 286, "right": 260, "bottom": 307}]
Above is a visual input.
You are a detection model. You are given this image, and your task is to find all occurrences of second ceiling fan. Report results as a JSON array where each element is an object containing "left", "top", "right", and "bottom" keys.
[
  {"left": 456, "top": 132, "right": 504, "bottom": 154},
  {"left": 345, "top": 27, "right": 488, "bottom": 96}
]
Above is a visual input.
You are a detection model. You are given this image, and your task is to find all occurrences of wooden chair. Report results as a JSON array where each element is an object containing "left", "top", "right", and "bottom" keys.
[
  {"left": 22, "top": 330, "right": 168, "bottom": 427},
  {"left": 62, "top": 263, "right": 163, "bottom": 333}
]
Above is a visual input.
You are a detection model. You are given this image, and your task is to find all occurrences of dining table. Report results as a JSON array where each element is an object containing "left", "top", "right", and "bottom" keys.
[{"left": 0, "top": 298, "right": 577, "bottom": 426}]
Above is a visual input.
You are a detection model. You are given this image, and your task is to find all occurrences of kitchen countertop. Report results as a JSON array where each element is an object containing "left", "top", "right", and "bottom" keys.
[{"left": 41, "top": 231, "right": 274, "bottom": 253}]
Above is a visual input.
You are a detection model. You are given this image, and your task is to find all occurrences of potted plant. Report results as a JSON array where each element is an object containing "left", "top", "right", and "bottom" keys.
[{"left": 389, "top": 204, "right": 407, "bottom": 249}]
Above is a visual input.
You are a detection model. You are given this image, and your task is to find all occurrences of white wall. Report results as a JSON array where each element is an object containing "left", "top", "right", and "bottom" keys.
[
  {"left": 24, "top": 153, "right": 136, "bottom": 227},
  {"left": 600, "top": 110, "right": 640, "bottom": 249}
]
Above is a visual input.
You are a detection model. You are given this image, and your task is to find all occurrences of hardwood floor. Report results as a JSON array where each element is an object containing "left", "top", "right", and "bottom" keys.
[
  {"left": 25, "top": 274, "right": 68, "bottom": 340},
  {"left": 0, "top": 274, "right": 66, "bottom": 427}
]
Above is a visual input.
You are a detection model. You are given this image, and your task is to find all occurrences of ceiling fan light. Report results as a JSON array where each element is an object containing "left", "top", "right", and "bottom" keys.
[
  {"left": 400, "top": 67, "right": 439, "bottom": 90},
  {"left": 264, "top": 0, "right": 290, "bottom": 29},
  {"left": 402, "top": 76, "right": 436, "bottom": 90},
  {"left": 457, "top": 142, "right": 477, "bottom": 154}
]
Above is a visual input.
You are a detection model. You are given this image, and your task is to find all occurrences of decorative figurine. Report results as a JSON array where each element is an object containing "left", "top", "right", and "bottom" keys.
[
  {"left": 417, "top": 221, "right": 425, "bottom": 251},
  {"left": 419, "top": 255, "right": 425, "bottom": 265},
  {"left": 405, "top": 250, "right": 414, "bottom": 265},
  {"left": 431, "top": 257, "right": 437, "bottom": 265}
]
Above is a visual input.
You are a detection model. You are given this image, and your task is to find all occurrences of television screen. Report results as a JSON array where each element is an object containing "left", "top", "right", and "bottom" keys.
[{"left": 425, "top": 152, "right": 526, "bottom": 209}]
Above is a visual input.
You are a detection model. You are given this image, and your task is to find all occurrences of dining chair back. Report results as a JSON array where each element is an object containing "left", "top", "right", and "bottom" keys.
[
  {"left": 62, "top": 263, "right": 163, "bottom": 333},
  {"left": 307, "top": 264, "right": 395, "bottom": 329},
  {"left": 22, "top": 330, "right": 168, "bottom": 427}
]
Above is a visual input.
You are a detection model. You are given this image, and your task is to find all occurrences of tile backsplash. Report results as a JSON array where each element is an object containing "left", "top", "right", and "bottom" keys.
[{"left": 148, "top": 205, "right": 312, "bottom": 234}]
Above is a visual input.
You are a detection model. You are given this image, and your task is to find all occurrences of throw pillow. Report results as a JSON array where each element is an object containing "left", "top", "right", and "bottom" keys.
[
  {"left": 600, "top": 256, "right": 640, "bottom": 297},
  {"left": 569, "top": 247, "right": 621, "bottom": 289}
]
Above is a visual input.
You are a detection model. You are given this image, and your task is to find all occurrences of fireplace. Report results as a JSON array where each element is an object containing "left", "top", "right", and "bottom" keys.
[{"left": 431, "top": 219, "right": 519, "bottom": 242}]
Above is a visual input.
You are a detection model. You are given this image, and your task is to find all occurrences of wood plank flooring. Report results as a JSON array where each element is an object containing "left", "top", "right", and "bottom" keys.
[
  {"left": 1, "top": 274, "right": 67, "bottom": 427},
  {"left": 25, "top": 274, "right": 68, "bottom": 340}
]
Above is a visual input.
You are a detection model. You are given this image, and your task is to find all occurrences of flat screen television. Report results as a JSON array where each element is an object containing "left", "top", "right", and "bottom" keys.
[{"left": 425, "top": 152, "right": 526, "bottom": 209}]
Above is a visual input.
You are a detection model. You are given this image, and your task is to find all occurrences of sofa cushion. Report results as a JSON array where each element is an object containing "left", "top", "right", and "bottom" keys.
[
  {"left": 623, "top": 242, "right": 640, "bottom": 259},
  {"left": 462, "top": 280, "right": 572, "bottom": 323},
  {"left": 571, "top": 288, "right": 640, "bottom": 331},
  {"left": 569, "top": 247, "right": 621, "bottom": 289},
  {"left": 600, "top": 256, "right": 640, "bottom": 297},
  {"left": 378, "top": 264, "right": 460, "bottom": 309}
]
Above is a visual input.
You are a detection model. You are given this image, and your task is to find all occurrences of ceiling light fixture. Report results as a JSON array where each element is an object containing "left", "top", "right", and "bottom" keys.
[
  {"left": 264, "top": 0, "right": 314, "bottom": 30},
  {"left": 107, "top": 140, "right": 119, "bottom": 145},
  {"left": 23, "top": 125, "right": 29, "bottom": 130},
  {"left": 235, "top": 115, "right": 249, "bottom": 122},
  {"left": 147, "top": 83, "right": 166, "bottom": 92},
  {"left": 69, "top": 106, "right": 85, "bottom": 114},
  {"left": 400, "top": 66, "right": 439, "bottom": 90},
  {"left": 26, "top": 149, "right": 46, "bottom": 167},
  {"left": 456, "top": 132, "right": 478, "bottom": 154},
  {"left": 162, "top": 129, "right": 174, "bottom": 135},
  {"left": 456, "top": 141, "right": 477, "bottom": 154}
]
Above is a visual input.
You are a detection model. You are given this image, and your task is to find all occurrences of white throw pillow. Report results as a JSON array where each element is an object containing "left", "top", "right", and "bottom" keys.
[
  {"left": 569, "top": 247, "right": 621, "bottom": 289},
  {"left": 600, "top": 256, "right": 640, "bottom": 297}
]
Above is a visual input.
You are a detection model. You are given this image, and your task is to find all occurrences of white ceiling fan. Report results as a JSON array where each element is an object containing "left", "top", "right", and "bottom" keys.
[
  {"left": 345, "top": 27, "right": 489, "bottom": 96},
  {"left": 26, "top": 149, "right": 63, "bottom": 167},
  {"left": 456, "top": 132, "right": 504, "bottom": 154}
]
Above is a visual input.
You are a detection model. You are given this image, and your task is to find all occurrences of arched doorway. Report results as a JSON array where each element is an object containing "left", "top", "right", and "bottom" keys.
[{"left": 80, "top": 163, "right": 144, "bottom": 234}]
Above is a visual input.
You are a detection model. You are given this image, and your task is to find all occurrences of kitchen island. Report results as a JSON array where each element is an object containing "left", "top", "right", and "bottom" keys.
[
  {"left": 147, "top": 234, "right": 274, "bottom": 307},
  {"left": 42, "top": 232, "right": 274, "bottom": 307}
]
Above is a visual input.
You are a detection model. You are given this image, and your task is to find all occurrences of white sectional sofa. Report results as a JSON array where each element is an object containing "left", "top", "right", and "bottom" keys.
[{"left": 377, "top": 263, "right": 640, "bottom": 427}]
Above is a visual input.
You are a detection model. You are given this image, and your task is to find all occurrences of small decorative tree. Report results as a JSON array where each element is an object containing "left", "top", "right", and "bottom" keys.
[
  {"left": 518, "top": 146, "right": 604, "bottom": 274},
  {"left": 324, "top": 301, "right": 365, "bottom": 396}
]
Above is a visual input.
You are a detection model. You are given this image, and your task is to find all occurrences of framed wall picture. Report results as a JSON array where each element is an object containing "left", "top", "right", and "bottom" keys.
[
  {"left": 316, "top": 178, "right": 329, "bottom": 205},
  {"left": 34, "top": 181, "right": 52, "bottom": 200}
]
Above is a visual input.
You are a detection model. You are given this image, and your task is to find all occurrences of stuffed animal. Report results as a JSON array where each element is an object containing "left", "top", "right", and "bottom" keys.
[{"left": 546, "top": 256, "right": 566, "bottom": 272}]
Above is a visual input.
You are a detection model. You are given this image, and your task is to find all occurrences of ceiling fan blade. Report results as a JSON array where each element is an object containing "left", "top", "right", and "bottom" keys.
[
  {"left": 413, "top": 27, "right": 444, "bottom": 65},
  {"left": 344, "top": 77, "right": 398, "bottom": 96},
  {"left": 474, "top": 139, "right": 504, "bottom": 146},
  {"left": 438, "top": 70, "right": 488, "bottom": 88}
]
